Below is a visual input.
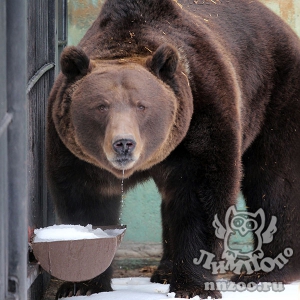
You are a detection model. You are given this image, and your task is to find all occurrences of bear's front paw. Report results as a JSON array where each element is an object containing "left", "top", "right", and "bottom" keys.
[
  {"left": 150, "top": 260, "right": 173, "bottom": 284},
  {"left": 56, "top": 280, "right": 112, "bottom": 299},
  {"left": 171, "top": 285, "right": 222, "bottom": 299}
]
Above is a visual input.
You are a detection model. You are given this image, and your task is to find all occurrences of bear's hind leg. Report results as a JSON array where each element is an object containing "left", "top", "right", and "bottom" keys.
[{"left": 235, "top": 125, "right": 300, "bottom": 284}]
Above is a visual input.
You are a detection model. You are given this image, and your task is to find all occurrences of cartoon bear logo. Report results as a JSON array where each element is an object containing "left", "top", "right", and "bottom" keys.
[{"left": 213, "top": 206, "right": 277, "bottom": 260}]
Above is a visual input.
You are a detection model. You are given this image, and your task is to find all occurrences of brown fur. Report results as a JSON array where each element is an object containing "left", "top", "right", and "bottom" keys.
[
  {"left": 47, "top": 0, "right": 300, "bottom": 298},
  {"left": 52, "top": 52, "right": 192, "bottom": 178}
]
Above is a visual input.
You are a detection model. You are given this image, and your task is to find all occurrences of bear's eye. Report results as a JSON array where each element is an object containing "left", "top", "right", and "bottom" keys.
[
  {"left": 98, "top": 104, "right": 108, "bottom": 112},
  {"left": 137, "top": 104, "right": 145, "bottom": 111}
]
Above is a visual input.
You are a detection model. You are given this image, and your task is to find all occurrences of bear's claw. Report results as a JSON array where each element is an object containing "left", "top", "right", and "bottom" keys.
[
  {"left": 150, "top": 260, "right": 173, "bottom": 284},
  {"left": 150, "top": 270, "right": 172, "bottom": 284},
  {"left": 55, "top": 280, "right": 112, "bottom": 299},
  {"left": 174, "top": 288, "right": 222, "bottom": 299}
]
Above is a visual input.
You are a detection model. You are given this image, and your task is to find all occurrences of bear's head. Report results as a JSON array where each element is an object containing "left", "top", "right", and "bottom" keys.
[{"left": 52, "top": 45, "right": 193, "bottom": 178}]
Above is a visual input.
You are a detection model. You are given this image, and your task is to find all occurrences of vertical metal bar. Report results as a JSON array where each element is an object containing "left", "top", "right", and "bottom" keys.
[
  {"left": 0, "top": 2, "right": 6, "bottom": 121},
  {"left": 6, "top": 0, "right": 28, "bottom": 299},
  {"left": 0, "top": 1, "right": 8, "bottom": 300},
  {"left": 47, "top": 0, "right": 57, "bottom": 227},
  {"left": 26, "top": 0, "right": 56, "bottom": 297},
  {"left": 56, "top": 0, "right": 68, "bottom": 75}
]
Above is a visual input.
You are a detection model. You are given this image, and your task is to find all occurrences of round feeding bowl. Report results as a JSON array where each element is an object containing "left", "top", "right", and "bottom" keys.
[{"left": 31, "top": 225, "right": 126, "bottom": 282}]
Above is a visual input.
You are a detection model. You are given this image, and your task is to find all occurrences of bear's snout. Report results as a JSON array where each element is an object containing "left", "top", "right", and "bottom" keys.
[
  {"left": 112, "top": 138, "right": 136, "bottom": 155},
  {"left": 107, "top": 135, "right": 140, "bottom": 170}
]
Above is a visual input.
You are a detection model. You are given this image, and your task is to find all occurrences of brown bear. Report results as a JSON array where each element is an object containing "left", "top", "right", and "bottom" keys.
[{"left": 47, "top": 0, "right": 300, "bottom": 298}]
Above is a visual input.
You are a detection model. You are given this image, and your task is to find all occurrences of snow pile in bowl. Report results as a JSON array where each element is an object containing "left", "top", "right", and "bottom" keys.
[{"left": 31, "top": 224, "right": 126, "bottom": 282}]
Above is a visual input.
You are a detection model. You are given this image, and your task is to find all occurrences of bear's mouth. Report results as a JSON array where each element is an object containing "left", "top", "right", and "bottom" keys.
[{"left": 111, "top": 157, "right": 136, "bottom": 170}]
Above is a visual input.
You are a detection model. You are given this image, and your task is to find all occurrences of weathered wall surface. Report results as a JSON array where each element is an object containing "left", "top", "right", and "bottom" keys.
[
  {"left": 264, "top": 0, "right": 300, "bottom": 36},
  {"left": 68, "top": 0, "right": 105, "bottom": 45}
]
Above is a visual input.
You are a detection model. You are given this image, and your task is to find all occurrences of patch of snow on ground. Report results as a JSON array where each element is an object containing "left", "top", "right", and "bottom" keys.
[{"left": 60, "top": 277, "right": 300, "bottom": 300}]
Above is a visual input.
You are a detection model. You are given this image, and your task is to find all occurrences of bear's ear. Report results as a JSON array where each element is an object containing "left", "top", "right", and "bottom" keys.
[
  {"left": 148, "top": 44, "right": 179, "bottom": 79},
  {"left": 60, "top": 46, "right": 91, "bottom": 79}
]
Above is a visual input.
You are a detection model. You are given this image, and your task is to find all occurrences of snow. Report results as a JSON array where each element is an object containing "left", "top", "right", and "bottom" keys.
[
  {"left": 33, "top": 224, "right": 114, "bottom": 242},
  {"left": 60, "top": 277, "right": 300, "bottom": 300},
  {"left": 34, "top": 225, "right": 299, "bottom": 299}
]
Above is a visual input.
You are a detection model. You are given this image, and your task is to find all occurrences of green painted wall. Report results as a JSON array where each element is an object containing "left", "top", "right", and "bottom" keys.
[
  {"left": 263, "top": 0, "right": 300, "bottom": 37},
  {"left": 120, "top": 180, "right": 162, "bottom": 242},
  {"left": 68, "top": 0, "right": 105, "bottom": 46},
  {"left": 67, "top": 0, "right": 300, "bottom": 243}
]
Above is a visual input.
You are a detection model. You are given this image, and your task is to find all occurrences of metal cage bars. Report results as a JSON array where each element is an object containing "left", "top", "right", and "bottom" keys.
[
  {"left": 0, "top": 0, "right": 67, "bottom": 299},
  {"left": 0, "top": 1, "right": 28, "bottom": 300}
]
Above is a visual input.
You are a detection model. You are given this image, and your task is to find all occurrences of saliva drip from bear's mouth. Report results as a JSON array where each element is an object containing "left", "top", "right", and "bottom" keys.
[{"left": 111, "top": 156, "right": 135, "bottom": 170}]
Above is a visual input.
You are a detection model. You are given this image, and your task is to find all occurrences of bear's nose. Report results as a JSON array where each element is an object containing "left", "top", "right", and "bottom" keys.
[{"left": 113, "top": 139, "right": 136, "bottom": 155}]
